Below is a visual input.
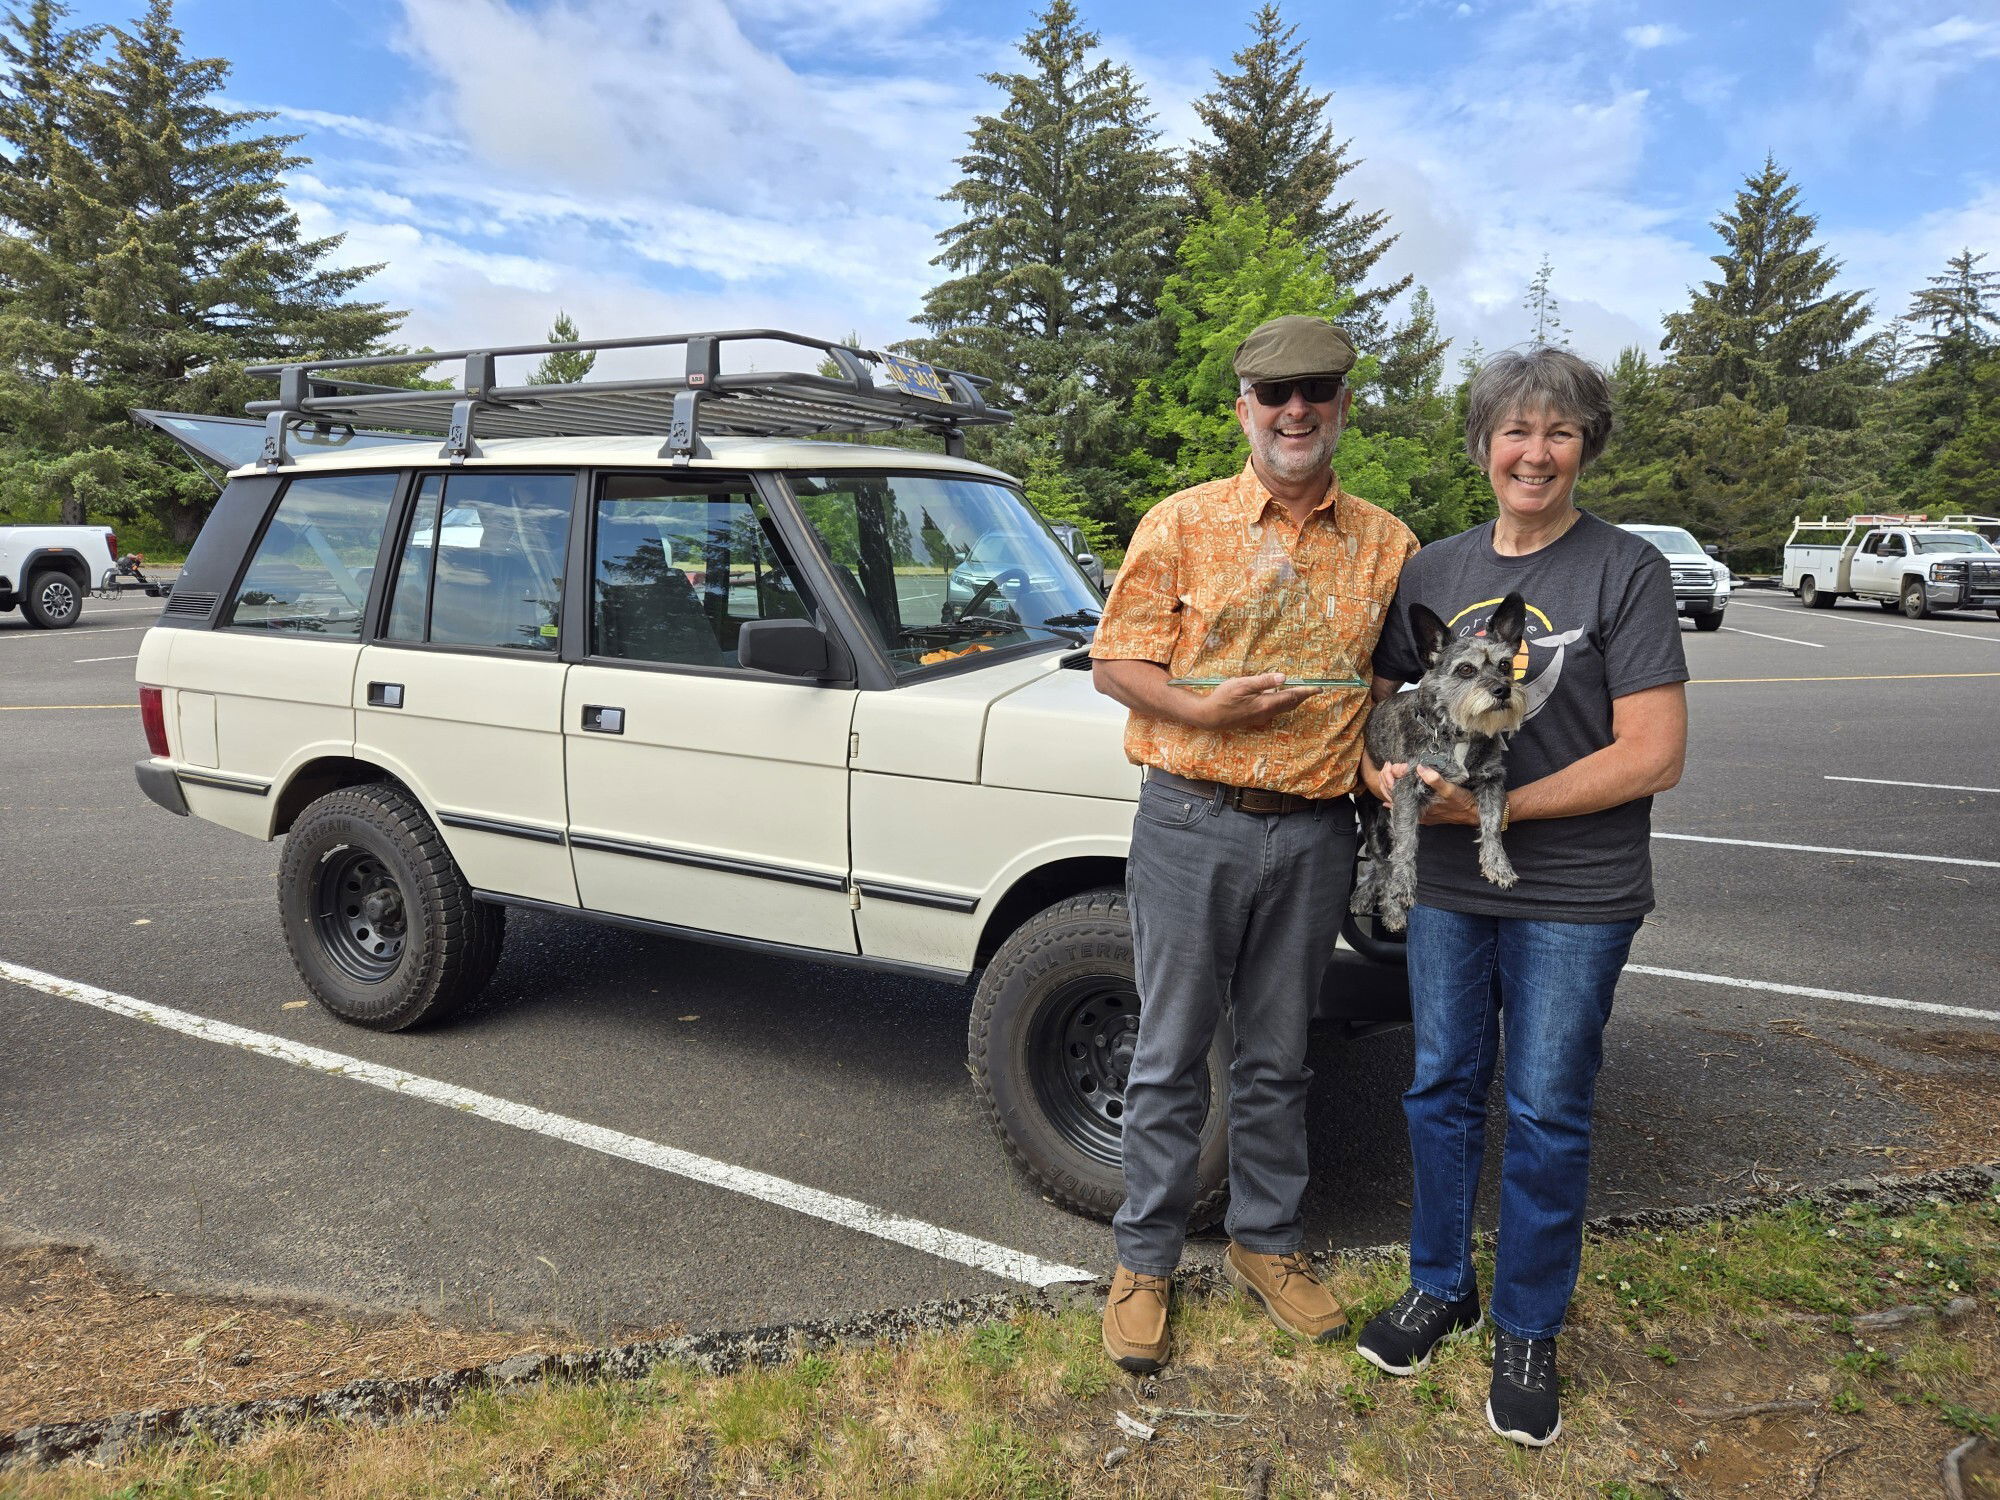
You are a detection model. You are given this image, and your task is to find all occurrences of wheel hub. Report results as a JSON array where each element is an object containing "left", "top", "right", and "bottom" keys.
[
  {"left": 1029, "top": 976, "right": 1209, "bottom": 1169},
  {"left": 314, "top": 846, "right": 407, "bottom": 982}
]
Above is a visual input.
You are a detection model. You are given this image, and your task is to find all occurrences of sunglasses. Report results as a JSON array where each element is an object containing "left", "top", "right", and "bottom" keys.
[{"left": 1250, "top": 377, "right": 1343, "bottom": 407}]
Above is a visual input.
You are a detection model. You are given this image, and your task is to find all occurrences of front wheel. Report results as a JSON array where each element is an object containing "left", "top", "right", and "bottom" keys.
[
  {"left": 278, "top": 782, "right": 505, "bottom": 1030},
  {"left": 1901, "top": 579, "right": 1930, "bottom": 619},
  {"left": 1693, "top": 609, "right": 1725, "bottom": 632},
  {"left": 22, "top": 570, "right": 82, "bottom": 628},
  {"left": 968, "top": 888, "right": 1229, "bottom": 1226}
]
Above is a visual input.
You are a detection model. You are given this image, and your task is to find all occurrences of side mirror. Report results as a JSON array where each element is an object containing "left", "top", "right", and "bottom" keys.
[
  {"left": 1702, "top": 543, "right": 1720, "bottom": 557},
  {"left": 737, "top": 618, "right": 831, "bottom": 679},
  {"left": 1077, "top": 552, "right": 1098, "bottom": 570}
]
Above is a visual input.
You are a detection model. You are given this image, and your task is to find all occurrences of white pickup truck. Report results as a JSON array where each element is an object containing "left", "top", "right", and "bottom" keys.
[
  {"left": 1783, "top": 514, "right": 2000, "bottom": 619},
  {"left": 0, "top": 524, "right": 120, "bottom": 628}
]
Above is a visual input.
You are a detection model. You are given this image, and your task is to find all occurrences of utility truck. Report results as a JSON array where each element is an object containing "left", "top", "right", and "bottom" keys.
[
  {"left": 1783, "top": 515, "right": 2000, "bottom": 618},
  {"left": 0, "top": 524, "right": 119, "bottom": 628}
]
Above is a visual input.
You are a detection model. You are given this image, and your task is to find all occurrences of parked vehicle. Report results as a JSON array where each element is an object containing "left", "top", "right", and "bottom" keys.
[
  {"left": 1783, "top": 514, "right": 2000, "bottom": 618},
  {"left": 1618, "top": 524, "right": 1732, "bottom": 631},
  {"left": 0, "top": 524, "right": 119, "bottom": 628},
  {"left": 1049, "top": 522, "right": 1106, "bottom": 590},
  {"left": 132, "top": 329, "right": 1407, "bottom": 1226}
]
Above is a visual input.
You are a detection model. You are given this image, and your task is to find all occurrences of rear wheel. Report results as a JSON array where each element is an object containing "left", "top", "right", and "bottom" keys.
[
  {"left": 21, "top": 570, "right": 82, "bottom": 628},
  {"left": 1800, "top": 576, "right": 1836, "bottom": 609},
  {"left": 279, "top": 782, "right": 505, "bottom": 1030},
  {"left": 1901, "top": 579, "right": 1930, "bottom": 619},
  {"left": 968, "top": 888, "right": 1229, "bottom": 1227}
]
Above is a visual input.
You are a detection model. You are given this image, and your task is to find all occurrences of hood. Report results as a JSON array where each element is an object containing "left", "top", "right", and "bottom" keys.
[{"left": 982, "top": 661, "right": 1140, "bottom": 802}]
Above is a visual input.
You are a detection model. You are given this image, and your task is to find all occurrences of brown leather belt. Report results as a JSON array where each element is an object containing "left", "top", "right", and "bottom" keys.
[{"left": 1146, "top": 768, "right": 1343, "bottom": 816}]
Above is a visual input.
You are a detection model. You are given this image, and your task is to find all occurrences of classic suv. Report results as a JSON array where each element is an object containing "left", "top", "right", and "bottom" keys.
[{"left": 132, "top": 331, "right": 1405, "bottom": 1224}]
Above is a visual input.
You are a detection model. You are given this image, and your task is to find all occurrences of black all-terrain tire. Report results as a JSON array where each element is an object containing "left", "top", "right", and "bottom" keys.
[
  {"left": 1693, "top": 609, "right": 1725, "bottom": 632},
  {"left": 968, "top": 887, "right": 1230, "bottom": 1227},
  {"left": 1800, "top": 575, "right": 1836, "bottom": 609},
  {"left": 279, "top": 783, "right": 505, "bottom": 1030},
  {"left": 21, "top": 570, "right": 82, "bottom": 628},
  {"left": 1901, "top": 579, "right": 1930, "bottom": 620}
]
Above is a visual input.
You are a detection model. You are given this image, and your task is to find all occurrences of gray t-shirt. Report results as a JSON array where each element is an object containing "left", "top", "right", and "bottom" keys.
[{"left": 1372, "top": 511, "right": 1688, "bottom": 922}]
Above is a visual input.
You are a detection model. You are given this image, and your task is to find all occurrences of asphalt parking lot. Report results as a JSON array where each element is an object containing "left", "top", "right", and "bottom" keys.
[{"left": 2, "top": 586, "right": 1997, "bottom": 1341}]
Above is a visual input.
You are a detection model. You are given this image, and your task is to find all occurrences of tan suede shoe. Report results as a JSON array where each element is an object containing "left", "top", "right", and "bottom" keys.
[
  {"left": 1102, "top": 1265, "right": 1172, "bottom": 1373},
  {"left": 1225, "top": 1244, "right": 1350, "bottom": 1342}
]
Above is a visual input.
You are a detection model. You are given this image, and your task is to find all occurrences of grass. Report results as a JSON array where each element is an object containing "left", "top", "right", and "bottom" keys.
[{"left": 11, "top": 1191, "right": 2000, "bottom": 1499}]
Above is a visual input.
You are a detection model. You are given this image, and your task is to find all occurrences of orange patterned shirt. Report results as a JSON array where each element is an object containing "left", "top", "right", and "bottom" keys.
[{"left": 1091, "top": 461, "right": 1420, "bottom": 799}]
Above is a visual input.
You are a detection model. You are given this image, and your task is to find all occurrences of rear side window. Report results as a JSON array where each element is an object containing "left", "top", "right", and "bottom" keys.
[
  {"left": 590, "top": 475, "right": 811, "bottom": 668},
  {"left": 226, "top": 473, "right": 399, "bottom": 636},
  {"left": 384, "top": 472, "right": 573, "bottom": 653}
]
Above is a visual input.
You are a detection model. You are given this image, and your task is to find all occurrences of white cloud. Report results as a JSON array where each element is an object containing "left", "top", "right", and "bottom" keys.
[
  {"left": 1623, "top": 23, "right": 1686, "bottom": 49},
  {"left": 1813, "top": 2, "right": 2000, "bottom": 126},
  {"left": 1830, "top": 178, "right": 2000, "bottom": 334}
]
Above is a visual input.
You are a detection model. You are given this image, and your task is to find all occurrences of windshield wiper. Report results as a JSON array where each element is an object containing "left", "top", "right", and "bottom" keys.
[
  {"left": 931, "top": 613, "right": 1088, "bottom": 646},
  {"left": 1041, "top": 609, "right": 1101, "bottom": 628}
]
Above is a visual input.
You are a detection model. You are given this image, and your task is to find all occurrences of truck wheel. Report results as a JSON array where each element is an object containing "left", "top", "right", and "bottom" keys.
[
  {"left": 969, "top": 887, "right": 1229, "bottom": 1227},
  {"left": 22, "top": 570, "right": 83, "bottom": 628},
  {"left": 1900, "top": 579, "right": 1929, "bottom": 619},
  {"left": 1800, "top": 576, "right": 1836, "bottom": 609},
  {"left": 1693, "top": 609, "right": 1725, "bottom": 632},
  {"left": 278, "top": 783, "right": 505, "bottom": 1031}
]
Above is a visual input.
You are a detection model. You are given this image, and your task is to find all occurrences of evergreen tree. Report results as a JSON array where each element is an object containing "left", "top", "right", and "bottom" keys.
[
  {"left": 1186, "top": 4, "right": 1406, "bottom": 335},
  {"left": 1522, "top": 254, "right": 1569, "bottom": 347},
  {"left": 1582, "top": 347, "right": 1677, "bottom": 523},
  {"left": 529, "top": 310, "right": 596, "bottom": 385},
  {"left": 1365, "top": 284, "right": 1451, "bottom": 440},
  {"left": 913, "top": 0, "right": 1182, "bottom": 527},
  {"left": 0, "top": 0, "right": 400, "bottom": 539},
  {"left": 1922, "top": 356, "right": 2000, "bottom": 514},
  {"left": 1889, "top": 249, "right": 2000, "bottom": 482},
  {"left": 1904, "top": 248, "right": 2000, "bottom": 358},
  {"left": 1669, "top": 395, "right": 1808, "bottom": 564},
  {"left": 1659, "top": 157, "right": 1873, "bottom": 430}
]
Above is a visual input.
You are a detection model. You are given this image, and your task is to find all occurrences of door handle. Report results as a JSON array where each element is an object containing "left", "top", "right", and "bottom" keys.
[
  {"left": 581, "top": 704, "right": 624, "bottom": 734},
  {"left": 367, "top": 682, "right": 404, "bottom": 709}
]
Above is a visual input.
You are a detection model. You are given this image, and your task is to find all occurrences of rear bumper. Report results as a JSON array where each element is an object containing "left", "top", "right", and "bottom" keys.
[{"left": 134, "top": 758, "right": 189, "bottom": 817}]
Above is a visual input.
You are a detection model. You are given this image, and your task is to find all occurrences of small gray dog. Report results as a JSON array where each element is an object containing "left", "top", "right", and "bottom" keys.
[{"left": 1351, "top": 592, "right": 1529, "bottom": 931}]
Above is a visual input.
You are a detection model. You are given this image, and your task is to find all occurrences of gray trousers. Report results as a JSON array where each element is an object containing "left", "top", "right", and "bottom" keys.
[{"left": 1113, "top": 776, "right": 1357, "bottom": 1274}]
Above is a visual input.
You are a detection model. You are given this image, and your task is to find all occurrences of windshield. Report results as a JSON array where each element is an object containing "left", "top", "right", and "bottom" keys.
[
  {"left": 1630, "top": 526, "right": 1706, "bottom": 558},
  {"left": 788, "top": 472, "right": 1103, "bottom": 674},
  {"left": 1914, "top": 533, "right": 1996, "bottom": 554}
]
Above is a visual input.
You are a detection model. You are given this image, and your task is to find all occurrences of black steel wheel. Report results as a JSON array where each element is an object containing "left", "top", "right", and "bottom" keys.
[
  {"left": 969, "top": 887, "right": 1229, "bottom": 1226},
  {"left": 21, "top": 570, "right": 82, "bottom": 628},
  {"left": 279, "top": 782, "right": 505, "bottom": 1030}
]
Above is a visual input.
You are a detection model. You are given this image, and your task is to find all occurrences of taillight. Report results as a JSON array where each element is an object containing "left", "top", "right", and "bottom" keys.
[
  {"left": 106, "top": 529, "right": 118, "bottom": 559},
  {"left": 139, "top": 685, "right": 170, "bottom": 757}
]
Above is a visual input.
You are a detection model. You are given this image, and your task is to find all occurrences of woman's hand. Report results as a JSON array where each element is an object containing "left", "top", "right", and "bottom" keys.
[
  {"left": 1412, "top": 765, "right": 1479, "bottom": 825},
  {"left": 1367, "top": 755, "right": 1405, "bottom": 804}
]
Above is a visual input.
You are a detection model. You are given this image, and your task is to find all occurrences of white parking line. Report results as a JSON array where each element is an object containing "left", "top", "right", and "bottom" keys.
[
  {"left": 1625, "top": 964, "right": 1999, "bottom": 1024},
  {"left": 1826, "top": 775, "right": 2000, "bottom": 795},
  {"left": 1653, "top": 831, "right": 1999, "bottom": 869},
  {"left": 1734, "top": 601, "right": 1999, "bottom": 643},
  {"left": 0, "top": 961, "right": 1094, "bottom": 1289},
  {"left": 73, "top": 653, "right": 139, "bottom": 663},
  {"left": 1720, "top": 626, "right": 1823, "bottom": 647},
  {"left": 0, "top": 625, "right": 152, "bottom": 642}
]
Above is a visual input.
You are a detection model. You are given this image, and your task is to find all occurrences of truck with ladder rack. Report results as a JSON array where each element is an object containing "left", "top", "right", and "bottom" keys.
[{"left": 1782, "top": 514, "right": 2000, "bottom": 618}]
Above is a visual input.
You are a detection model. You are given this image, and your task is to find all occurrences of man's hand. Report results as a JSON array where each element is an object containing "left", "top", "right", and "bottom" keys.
[
  {"left": 1411, "top": 765, "right": 1478, "bottom": 825},
  {"left": 1194, "top": 673, "right": 1320, "bottom": 730},
  {"left": 1368, "top": 757, "right": 1407, "bottom": 804}
]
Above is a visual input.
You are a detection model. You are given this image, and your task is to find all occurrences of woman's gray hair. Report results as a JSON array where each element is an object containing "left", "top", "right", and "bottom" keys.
[{"left": 1463, "top": 347, "right": 1614, "bottom": 468}]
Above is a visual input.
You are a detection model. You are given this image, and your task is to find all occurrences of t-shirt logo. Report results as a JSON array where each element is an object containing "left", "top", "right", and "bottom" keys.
[{"left": 1445, "top": 598, "right": 1587, "bottom": 724}]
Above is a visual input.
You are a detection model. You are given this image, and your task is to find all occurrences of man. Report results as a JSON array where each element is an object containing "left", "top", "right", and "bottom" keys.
[{"left": 1090, "top": 315, "right": 1420, "bottom": 1373}]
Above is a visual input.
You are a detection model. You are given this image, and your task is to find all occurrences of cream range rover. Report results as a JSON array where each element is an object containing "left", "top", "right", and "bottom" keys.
[{"left": 133, "top": 411, "right": 1405, "bottom": 1224}]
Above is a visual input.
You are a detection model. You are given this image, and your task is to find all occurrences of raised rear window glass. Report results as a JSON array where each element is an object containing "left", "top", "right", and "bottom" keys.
[
  {"left": 226, "top": 472, "right": 398, "bottom": 636},
  {"left": 383, "top": 472, "right": 573, "bottom": 652}
]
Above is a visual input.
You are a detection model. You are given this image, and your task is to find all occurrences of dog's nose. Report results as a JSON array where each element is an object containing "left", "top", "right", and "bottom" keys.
[{"left": 1493, "top": 683, "right": 1511, "bottom": 701}]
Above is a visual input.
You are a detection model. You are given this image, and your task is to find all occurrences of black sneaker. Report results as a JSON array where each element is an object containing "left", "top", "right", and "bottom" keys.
[
  {"left": 1355, "top": 1284, "right": 1482, "bottom": 1376},
  {"left": 1487, "top": 1329, "right": 1561, "bottom": 1446}
]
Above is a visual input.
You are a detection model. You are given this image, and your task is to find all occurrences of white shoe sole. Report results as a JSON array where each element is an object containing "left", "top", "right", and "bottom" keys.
[
  {"left": 1486, "top": 1396, "right": 1561, "bottom": 1447},
  {"left": 1355, "top": 1317, "right": 1482, "bottom": 1377}
]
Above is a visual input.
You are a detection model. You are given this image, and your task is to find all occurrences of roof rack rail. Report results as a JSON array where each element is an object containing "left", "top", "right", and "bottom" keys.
[{"left": 241, "top": 328, "right": 1008, "bottom": 469}]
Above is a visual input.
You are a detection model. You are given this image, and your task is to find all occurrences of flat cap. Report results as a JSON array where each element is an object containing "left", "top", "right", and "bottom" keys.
[{"left": 1232, "top": 315, "right": 1358, "bottom": 381}]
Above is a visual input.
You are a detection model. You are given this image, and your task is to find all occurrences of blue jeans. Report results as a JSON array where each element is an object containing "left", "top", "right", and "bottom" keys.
[{"left": 1403, "top": 904, "right": 1640, "bottom": 1340}]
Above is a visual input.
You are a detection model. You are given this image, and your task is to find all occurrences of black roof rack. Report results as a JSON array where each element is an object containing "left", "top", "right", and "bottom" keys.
[{"left": 242, "top": 328, "right": 1008, "bottom": 469}]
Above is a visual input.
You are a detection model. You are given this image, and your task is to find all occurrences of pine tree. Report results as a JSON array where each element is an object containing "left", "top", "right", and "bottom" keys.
[
  {"left": 1659, "top": 157, "right": 1873, "bottom": 430},
  {"left": 1186, "top": 4, "right": 1406, "bottom": 335},
  {"left": 1522, "top": 255, "right": 1570, "bottom": 347},
  {"left": 913, "top": 0, "right": 1182, "bottom": 527},
  {"left": 1905, "top": 248, "right": 2000, "bottom": 358},
  {"left": 1582, "top": 348, "right": 1677, "bottom": 523},
  {"left": 1670, "top": 395, "right": 1808, "bottom": 565},
  {"left": 1922, "top": 356, "right": 2000, "bottom": 514},
  {"left": 529, "top": 310, "right": 597, "bottom": 384}
]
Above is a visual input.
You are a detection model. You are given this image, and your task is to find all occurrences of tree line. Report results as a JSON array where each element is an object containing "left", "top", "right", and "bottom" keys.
[{"left": 0, "top": 0, "right": 1994, "bottom": 566}]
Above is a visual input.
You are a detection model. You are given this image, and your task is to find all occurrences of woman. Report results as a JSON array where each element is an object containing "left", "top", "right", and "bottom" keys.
[{"left": 1355, "top": 346, "right": 1689, "bottom": 1447}]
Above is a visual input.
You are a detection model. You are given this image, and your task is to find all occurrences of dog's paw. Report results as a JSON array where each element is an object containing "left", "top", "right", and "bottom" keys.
[
  {"left": 1479, "top": 853, "right": 1518, "bottom": 889},
  {"left": 1379, "top": 903, "right": 1409, "bottom": 933},
  {"left": 1349, "top": 887, "right": 1376, "bottom": 916}
]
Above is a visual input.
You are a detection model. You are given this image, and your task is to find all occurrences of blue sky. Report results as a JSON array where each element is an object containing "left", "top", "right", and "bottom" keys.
[{"left": 64, "top": 0, "right": 2000, "bottom": 375}]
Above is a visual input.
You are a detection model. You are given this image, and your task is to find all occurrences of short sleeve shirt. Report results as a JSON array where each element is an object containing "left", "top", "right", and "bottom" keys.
[
  {"left": 1091, "top": 462, "right": 1420, "bottom": 800},
  {"left": 1372, "top": 511, "right": 1688, "bottom": 921}
]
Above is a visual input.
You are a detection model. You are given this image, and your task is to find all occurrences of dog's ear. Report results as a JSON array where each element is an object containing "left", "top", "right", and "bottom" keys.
[
  {"left": 1486, "top": 593, "right": 1527, "bottom": 649},
  {"left": 1409, "top": 603, "right": 1450, "bottom": 667}
]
